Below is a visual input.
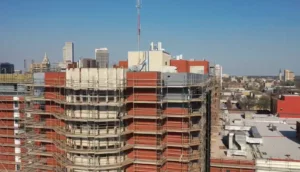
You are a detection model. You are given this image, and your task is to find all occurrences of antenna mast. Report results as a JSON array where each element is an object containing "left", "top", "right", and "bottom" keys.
[{"left": 136, "top": 0, "right": 141, "bottom": 60}]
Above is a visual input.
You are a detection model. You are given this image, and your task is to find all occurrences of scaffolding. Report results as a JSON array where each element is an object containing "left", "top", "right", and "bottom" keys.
[
  {"left": 19, "top": 69, "right": 214, "bottom": 172},
  {"left": 125, "top": 72, "right": 210, "bottom": 172},
  {"left": 207, "top": 75, "right": 221, "bottom": 172},
  {"left": 210, "top": 76, "right": 221, "bottom": 144},
  {"left": 0, "top": 74, "right": 32, "bottom": 172},
  {"left": 22, "top": 69, "right": 131, "bottom": 172}
]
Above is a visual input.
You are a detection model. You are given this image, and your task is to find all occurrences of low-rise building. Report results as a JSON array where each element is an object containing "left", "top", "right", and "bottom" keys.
[
  {"left": 272, "top": 95, "right": 300, "bottom": 118},
  {"left": 242, "top": 90, "right": 251, "bottom": 96},
  {"left": 226, "top": 82, "right": 245, "bottom": 92},
  {"left": 264, "top": 81, "right": 273, "bottom": 88},
  {"left": 211, "top": 112, "right": 300, "bottom": 172}
]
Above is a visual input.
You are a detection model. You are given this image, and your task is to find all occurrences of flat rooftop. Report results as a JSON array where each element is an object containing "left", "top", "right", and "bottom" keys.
[{"left": 211, "top": 112, "right": 300, "bottom": 161}]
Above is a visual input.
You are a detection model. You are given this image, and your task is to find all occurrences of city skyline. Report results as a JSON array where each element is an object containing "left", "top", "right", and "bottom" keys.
[{"left": 0, "top": 0, "right": 300, "bottom": 75}]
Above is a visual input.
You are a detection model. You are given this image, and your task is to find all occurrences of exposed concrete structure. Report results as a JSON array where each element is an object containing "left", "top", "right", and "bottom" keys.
[{"left": 21, "top": 67, "right": 215, "bottom": 172}]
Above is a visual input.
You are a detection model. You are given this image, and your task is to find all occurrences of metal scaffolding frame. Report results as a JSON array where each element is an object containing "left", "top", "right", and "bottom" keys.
[
  {"left": 0, "top": 74, "right": 32, "bottom": 172},
  {"left": 7, "top": 70, "right": 218, "bottom": 172},
  {"left": 22, "top": 76, "right": 131, "bottom": 172},
  {"left": 125, "top": 74, "right": 211, "bottom": 172}
]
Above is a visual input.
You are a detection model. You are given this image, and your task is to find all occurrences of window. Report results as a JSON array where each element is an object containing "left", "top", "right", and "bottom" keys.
[
  {"left": 226, "top": 170, "right": 230, "bottom": 172},
  {"left": 14, "top": 101, "right": 19, "bottom": 108},
  {"left": 165, "top": 61, "right": 167, "bottom": 65},
  {"left": 16, "top": 164, "right": 20, "bottom": 170},
  {"left": 14, "top": 84, "right": 17, "bottom": 91}
]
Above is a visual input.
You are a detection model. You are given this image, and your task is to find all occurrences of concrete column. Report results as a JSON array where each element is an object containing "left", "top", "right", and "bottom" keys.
[
  {"left": 114, "top": 91, "right": 117, "bottom": 102},
  {"left": 228, "top": 132, "right": 234, "bottom": 149},
  {"left": 80, "top": 92, "right": 83, "bottom": 102}
]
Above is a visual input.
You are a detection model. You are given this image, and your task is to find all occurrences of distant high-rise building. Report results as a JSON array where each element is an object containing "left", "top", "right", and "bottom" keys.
[
  {"left": 95, "top": 48, "right": 109, "bottom": 68},
  {"left": 30, "top": 53, "right": 50, "bottom": 73},
  {"left": 215, "top": 64, "right": 223, "bottom": 88},
  {"left": 0, "top": 62, "right": 14, "bottom": 74},
  {"left": 63, "top": 42, "right": 74, "bottom": 63},
  {"left": 284, "top": 69, "right": 295, "bottom": 82},
  {"left": 78, "top": 58, "right": 97, "bottom": 68},
  {"left": 279, "top": 69, "right": 282, "bottom": 81}
]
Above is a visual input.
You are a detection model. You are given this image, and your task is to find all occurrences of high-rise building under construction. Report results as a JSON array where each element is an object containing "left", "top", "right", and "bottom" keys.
[
  {"left": 20, "top": 66, "right": 213, "bottom": 172},
  {"left": 0, "top": 44, "right": 218, "bottom": 172}
]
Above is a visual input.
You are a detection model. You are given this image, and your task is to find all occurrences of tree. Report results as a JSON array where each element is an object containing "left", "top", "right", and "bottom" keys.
[
  {"left": 282, "top": 80, "right": 295, "bottom": 86},
  {"left": 259, "top": 84, "right": 265, "bottom": 91},
  {"left": 237, "top": 96, "right": 256, "bottom": 110},
  {"left": 223, "top": 77, "right": 230, "bottom": 83},
  {"left": 257, "top": 95, "right": 271, "bottom": 110}
]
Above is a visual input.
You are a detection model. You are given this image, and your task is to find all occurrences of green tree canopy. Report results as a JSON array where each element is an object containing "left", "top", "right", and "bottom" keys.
[
  {"left": 257, "top": 95, "right": 270, "bottom": 110},
  {"left": 238, "top": 96, "right": 256, "bottom": 110}
]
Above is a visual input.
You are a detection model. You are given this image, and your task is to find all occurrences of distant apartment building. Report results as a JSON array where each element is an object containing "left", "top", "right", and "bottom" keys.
[
  {"left": 63, "top": 42, "right": 74, "bottom": 63},
  {"left": 0, "top": 63, "right": 14, "bottom": 74},
  {"left": 30, "top": 53, "right": 50, "bottom": 73},
  {"left": 95, "top": 48, "right": 109, "bottom": 68},
  {"left": 78, "top": 58, "right": 97, "bottom": 68},
  {"left": 284, "top": 69, "right": 295, "bottom": 81}
]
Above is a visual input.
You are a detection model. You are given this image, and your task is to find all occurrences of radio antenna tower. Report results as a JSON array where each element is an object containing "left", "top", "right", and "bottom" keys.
[{"left": 136, "top": 0, "right": 141, "bottom": 60}]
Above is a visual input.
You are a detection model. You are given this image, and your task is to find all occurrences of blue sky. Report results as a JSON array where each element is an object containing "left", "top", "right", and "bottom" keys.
[{"left": 0, "top": 0, "right": 300, "bottom": 75}]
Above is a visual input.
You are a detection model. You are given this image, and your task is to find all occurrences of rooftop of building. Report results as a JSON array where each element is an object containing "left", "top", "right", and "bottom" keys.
[{"left": 211, "top": 112, "right": 300, "bottom": 161}]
